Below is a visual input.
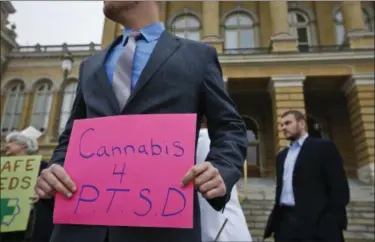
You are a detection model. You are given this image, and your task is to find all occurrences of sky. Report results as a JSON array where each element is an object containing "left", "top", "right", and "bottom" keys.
[{"left": 9, "top": 1, "right": 104, "bottom": 46}]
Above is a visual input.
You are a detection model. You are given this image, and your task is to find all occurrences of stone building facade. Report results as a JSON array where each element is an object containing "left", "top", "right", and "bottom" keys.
[
  {"left": 1, "top": 1, "right": 18, "bottom": 74},
  {"left": 1, "top": 1, "right": 374, "bottom": 183}
]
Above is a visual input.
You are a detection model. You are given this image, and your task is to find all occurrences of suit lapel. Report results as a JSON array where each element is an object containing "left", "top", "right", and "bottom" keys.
[
  {"left": 95, "top": 66, "right": 120, "bottom": 114},
  {"left": 293, "top": 137, "right": 311, "bottom": 172},
  {"left": 124, "top": 31, "right": 180, "bottom": 110},
  {"left": 90, "top": 36, "right": 123, "bottom": 114}
]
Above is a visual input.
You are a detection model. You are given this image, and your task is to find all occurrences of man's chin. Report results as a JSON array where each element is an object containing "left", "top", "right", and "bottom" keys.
[
  {"left": 103, "top": 1, "right": 139, "bottom": 22},
  {"left": 285, "top": 135, "right": 295, "bottom": 141},
  {"left": 103, "top": 4, "right": 116, "bottom": 21}
]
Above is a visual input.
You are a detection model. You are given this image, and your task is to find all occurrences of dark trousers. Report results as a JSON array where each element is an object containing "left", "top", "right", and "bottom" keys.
[
  {"left": 274, "top": 206, "right": 345, "bottom": 242},
  {"left": 30, "top": 200, "right": 54, "bottom": 242},
  {"left": 274, "top": 206, "right": 308, "bottom": 242}
]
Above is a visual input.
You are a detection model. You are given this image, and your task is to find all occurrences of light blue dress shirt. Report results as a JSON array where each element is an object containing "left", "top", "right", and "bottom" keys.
[
  {"left": 105, "top": 22, "right": 165, "bottom": 89},
  {"left": 280, "top": 134, "right": 308, "bottom": 206}
]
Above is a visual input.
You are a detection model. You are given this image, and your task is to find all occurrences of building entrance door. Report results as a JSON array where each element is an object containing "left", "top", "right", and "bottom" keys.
[
  {"left": 243, "top": 116, "right": 261, "bottom": 177},
  {"left": 307, "top": 115, "right": 325, "bottom": 138}
]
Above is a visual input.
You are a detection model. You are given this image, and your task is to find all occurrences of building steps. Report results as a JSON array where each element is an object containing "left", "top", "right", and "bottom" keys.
[
  {"left": 235, "top": 178, "right": 374, "bottom": 242},
  {"left": 241, "top": 199, "right": 374, "bottom": 241}
]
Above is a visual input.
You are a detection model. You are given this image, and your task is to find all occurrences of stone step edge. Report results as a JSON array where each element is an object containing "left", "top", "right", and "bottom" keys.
[
  {"left": 245, "top": 218, "right": 375, "bottom": 224},
  {"left": 242, "top": 207, "right": 375, "bottom": 210},
  {"left": 238, "top": 197, "right": 375, "bottom": 201},
  {"left": 249, "top": 228, "right": 374, "bottom": 239}
]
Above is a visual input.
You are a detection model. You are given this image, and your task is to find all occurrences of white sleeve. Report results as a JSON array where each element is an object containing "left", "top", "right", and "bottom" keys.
[{"left": 196, "top": 130, "right": 211, "bottom": 165}]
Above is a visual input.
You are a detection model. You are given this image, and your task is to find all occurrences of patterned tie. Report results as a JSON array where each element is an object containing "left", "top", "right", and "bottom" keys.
[{"left": 112, "top": 31, "right": 140, "bottom": 110}]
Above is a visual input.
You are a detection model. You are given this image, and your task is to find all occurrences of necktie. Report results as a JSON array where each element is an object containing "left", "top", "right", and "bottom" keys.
[{"left": 112, "top": 31, "right": 140, "bottom": 110}]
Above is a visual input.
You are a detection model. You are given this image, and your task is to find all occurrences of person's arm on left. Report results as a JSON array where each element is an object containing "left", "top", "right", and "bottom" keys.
[
  {"left": 196, "top": 131, "right": 211, "bottom": 165},
  {"left": 182, "top": 45, "right": 248, "bottom": 211}
]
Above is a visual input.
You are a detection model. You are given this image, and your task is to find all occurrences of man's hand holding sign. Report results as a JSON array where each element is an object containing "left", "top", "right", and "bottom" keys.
[
  {"left": 35, "top": 165, "right": 76, "bottom": 199},
  {"left": 34, "top": 114, "right": 227, "bottom": 228},
  {"left": 181, "top": 162, "right": 226, "bottom": 200}
]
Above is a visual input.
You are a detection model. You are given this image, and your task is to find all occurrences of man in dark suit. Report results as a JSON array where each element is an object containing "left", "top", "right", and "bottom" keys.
[
  {"left": 34, "top": 2, "right": 247, "bottom": 242},
  {"left": 264, "top": 110, "right": 350, "bottom": 242}
]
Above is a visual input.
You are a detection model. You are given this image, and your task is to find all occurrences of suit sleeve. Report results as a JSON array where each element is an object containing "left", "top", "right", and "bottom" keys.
[
  {"left": 201, "top": 46, "right": 248, "bottom": 211},
  {"left": 322, "top": 139, "right": 350, "bottom": 225},
  {"left": 49, "top": 62, "right": 87, "bottom": 166}
]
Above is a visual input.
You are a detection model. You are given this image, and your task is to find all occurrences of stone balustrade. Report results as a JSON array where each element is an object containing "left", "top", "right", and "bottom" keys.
[{"left": 11, "top": 42, "right": 101, "bottom": 53}]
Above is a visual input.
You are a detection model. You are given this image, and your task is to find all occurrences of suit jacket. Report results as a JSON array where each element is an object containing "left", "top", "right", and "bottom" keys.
[
  {"left": 49, "top": 31, "right": 248, "bottom": 242},
  {"left": 264, "top": 137, "right": 350, "bottom": 241}
]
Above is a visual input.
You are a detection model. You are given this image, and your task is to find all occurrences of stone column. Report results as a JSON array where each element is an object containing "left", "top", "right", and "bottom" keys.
[
  {"left": 341, "top": 1, "right": 374, "bottom": 49},
  {"left": 268, "top": 1, "right": 297, "bottom": 52},
  {"left": 341, "top": 1, "right": 365, "bottom": 32},
  {"left": 158, "top": 1, "right": 168, "bottom": 23},
  {"left": 269, "top": 75, "right": 306, "bottom": 153},
  {"left": 202, "top": 1, "right": 223, "bottom": 53},
  {"left": 46, "top": 90, "right": 61, "bottom": 142},
  {"left": 342, "top": 73, "right": 374, "bottom": 184},
  {"left": 101, "top": 18, "right": 117, "bottom": 49},
  {"left": 19, "top": 91, "right": 33, "bottom": 129}
]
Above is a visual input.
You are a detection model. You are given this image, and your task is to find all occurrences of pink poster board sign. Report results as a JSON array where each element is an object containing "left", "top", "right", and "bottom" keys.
[{"left": 53, "top": 114, "right": 196, "bottom": 229}]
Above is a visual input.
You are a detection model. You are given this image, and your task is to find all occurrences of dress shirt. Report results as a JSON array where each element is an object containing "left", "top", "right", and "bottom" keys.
[
  {"left": 280, "top": 134, "right": 308, "bottom": 206},
  {"left": 105, "top": 22, "right": 165, "bottom": 89}
]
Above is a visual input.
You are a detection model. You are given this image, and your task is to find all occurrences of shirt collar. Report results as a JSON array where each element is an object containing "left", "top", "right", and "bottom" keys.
[
  {"left": 289, "top": 133, "right": 308, "bottom": 148},
  {"left": 121, "top": 22, "right": 165, "bottom": 45}
]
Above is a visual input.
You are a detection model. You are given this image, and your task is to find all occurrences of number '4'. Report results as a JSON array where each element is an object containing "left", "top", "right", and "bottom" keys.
[{"left": 113, "top": 163, "right": 126, "bottom": 184}]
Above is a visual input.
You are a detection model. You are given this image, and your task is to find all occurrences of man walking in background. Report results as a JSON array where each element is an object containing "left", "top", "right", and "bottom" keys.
[
  {"left": 264, "top": 110, "right": 350, "bottom": 241},
  {"left": 34, "top": 1, "right": 248, "bottom": 242}
]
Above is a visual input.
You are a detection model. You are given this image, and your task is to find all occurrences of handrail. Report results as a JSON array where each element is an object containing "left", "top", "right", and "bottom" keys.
[{"left": 242, "top": 159, "right": 248, "bottom": 201}]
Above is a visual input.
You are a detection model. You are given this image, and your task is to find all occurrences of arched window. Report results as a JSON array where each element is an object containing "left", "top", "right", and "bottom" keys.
[
  {"left": 171, "top": 14, "right": 201, "bottom": 41},
  {"left": 243, "top": 117, "right": 260, "bottom": 167},
  {"left": 58, "top": 82, "right": 78, "bottom": 135},
  {"left": 363, "top": 8, "right": 374, "bottom": 32},
  {"left": 334, "top": 10, "right": 345, "bottom": 45},
  {"left": 288, "top": 10, "right": 313, "bottom": 52},
  {"left": 1, "top": 81, "right": 25, "bottom": 134},
  {"left": 30, "top": 80, "right": 53, "bottom": 132},
  {"left": 224, "top": 12, "right": 256, "bottom": 52}
]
